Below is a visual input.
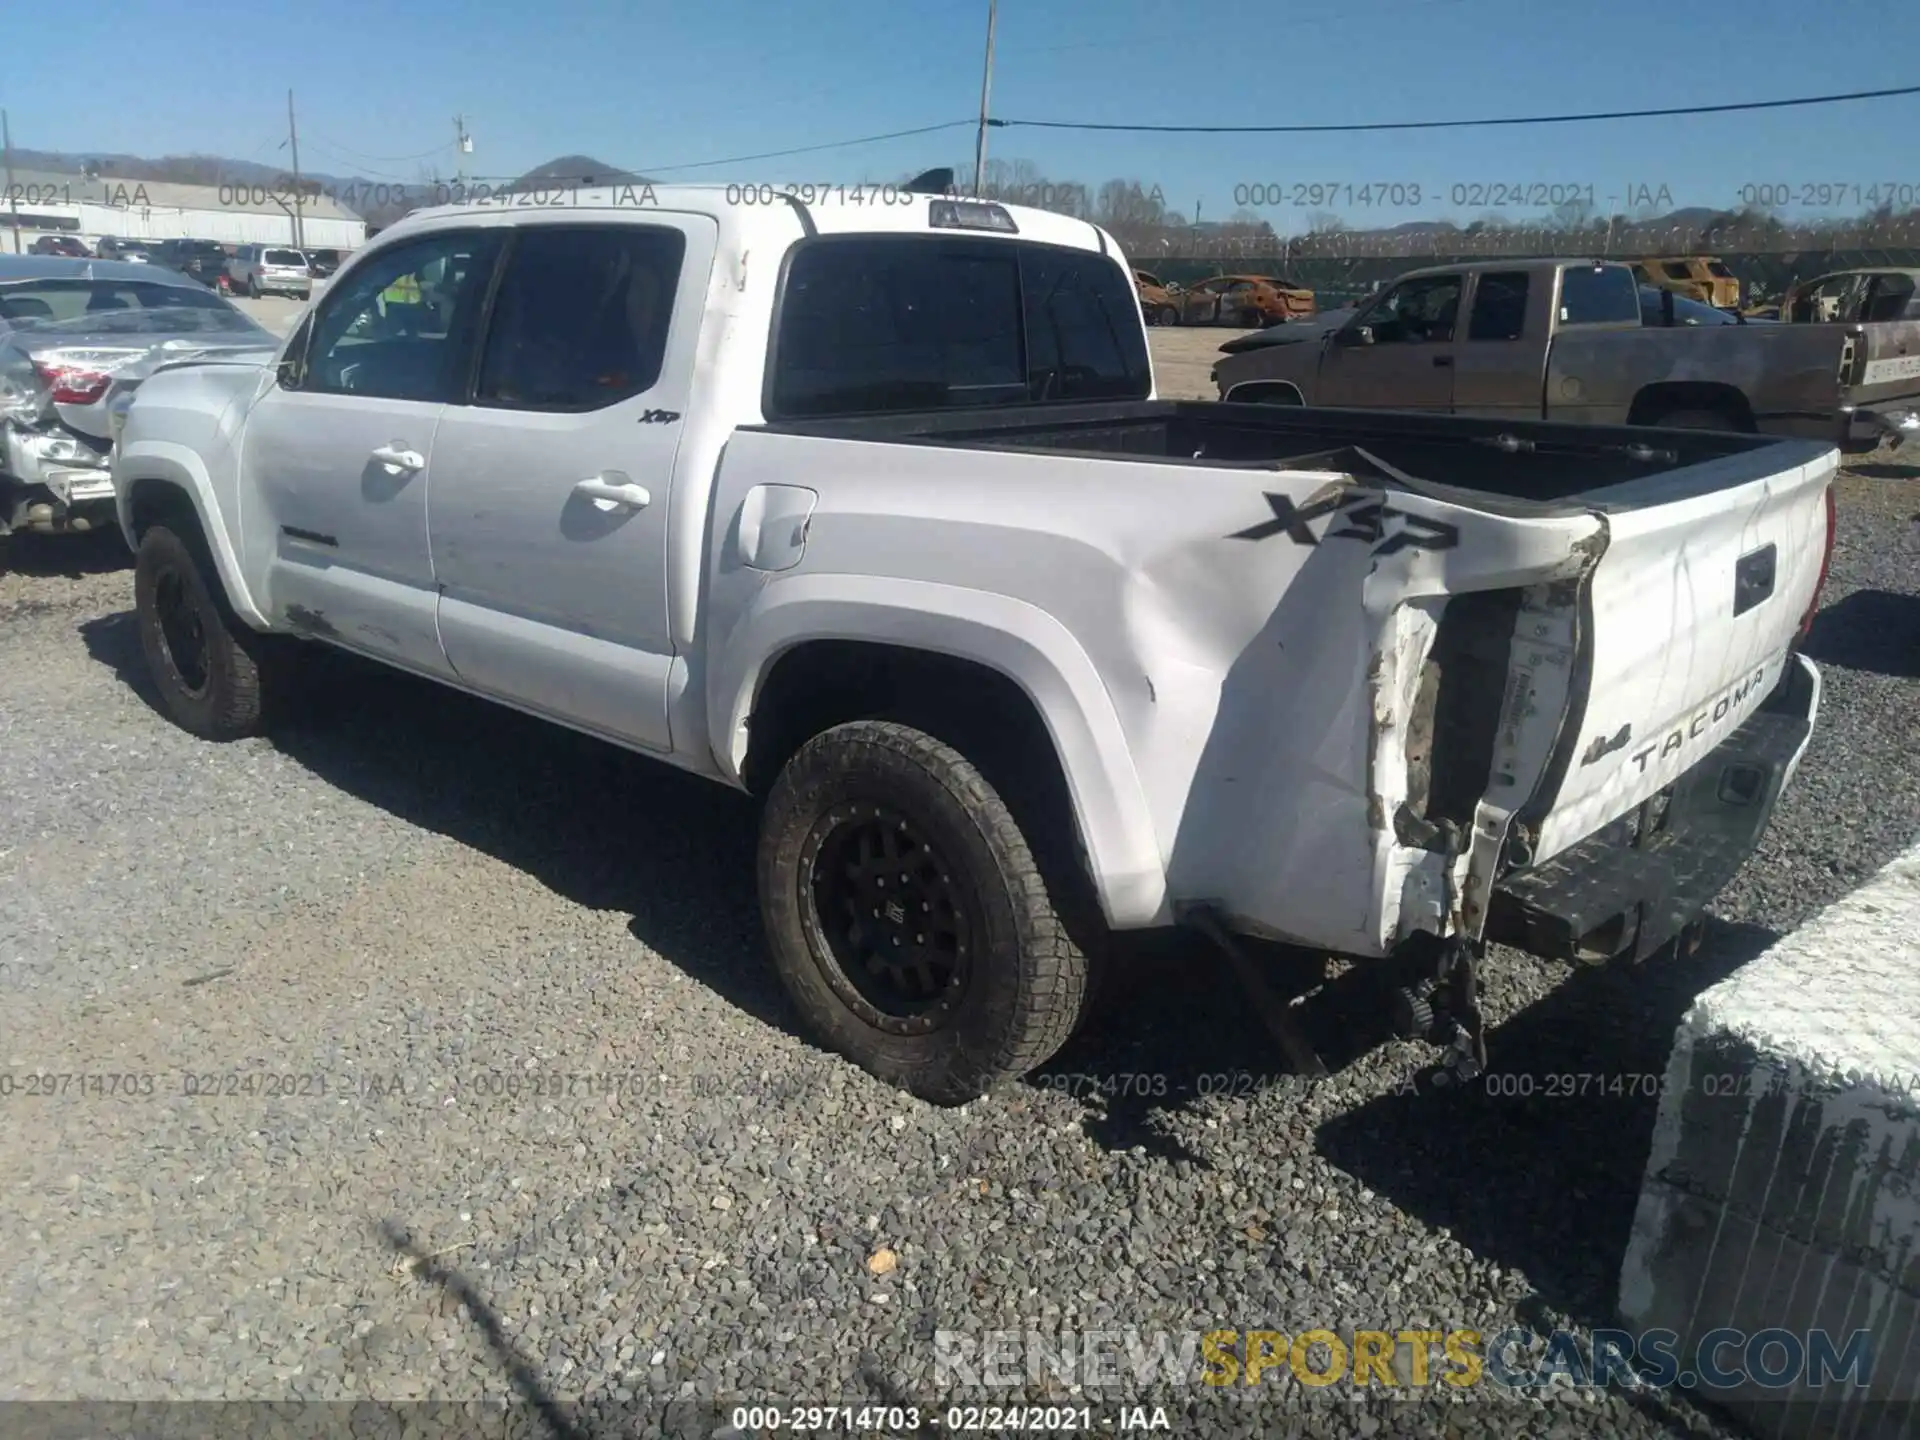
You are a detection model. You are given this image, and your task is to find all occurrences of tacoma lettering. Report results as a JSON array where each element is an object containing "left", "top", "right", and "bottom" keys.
[{"left": 1627, "top": 665, "right": 1767, "bottom": 774}]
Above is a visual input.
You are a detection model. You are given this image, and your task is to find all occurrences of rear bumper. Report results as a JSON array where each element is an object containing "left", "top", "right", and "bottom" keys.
[
  {"left": 1840, "top": 399, "right": 1920, "bottom": 454},
  {"left": 1, "top": 474, "right": 118, "bottom": 534},
  {"left": 1484, "top": 653, "right": 1820, "bottom": 964}
]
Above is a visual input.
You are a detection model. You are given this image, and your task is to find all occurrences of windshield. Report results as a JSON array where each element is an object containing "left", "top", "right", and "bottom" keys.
[{"left": 0, "top": 280, "right": 273, "bottom": 339}]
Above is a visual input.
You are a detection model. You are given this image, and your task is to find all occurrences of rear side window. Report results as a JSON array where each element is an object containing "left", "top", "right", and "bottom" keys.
[
  {"left": 768, "top": 236, "right": 1150, "bottom": 418},
  {"left": 1466, "top": 271, "right": 1529, "bottom": 341},
  {"left": 475, "top": 225, "right": 685, "bottom": 411},
  {"left": 1662, "top": 262, "right": 1692, "bottom": 280},
  {"left": 1558, "top": 266, "right": 1640, "bottom": 326}
]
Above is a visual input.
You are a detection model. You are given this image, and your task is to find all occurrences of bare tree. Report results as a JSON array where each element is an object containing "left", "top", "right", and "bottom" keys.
[{"left": 1550, "top": 195, "right": 1596, "bottom": 231}]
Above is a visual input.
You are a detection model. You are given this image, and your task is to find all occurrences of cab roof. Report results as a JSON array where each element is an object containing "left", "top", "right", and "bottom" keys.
[{"left": 379, "top": 183, "right": 1123, "bottom": 258}]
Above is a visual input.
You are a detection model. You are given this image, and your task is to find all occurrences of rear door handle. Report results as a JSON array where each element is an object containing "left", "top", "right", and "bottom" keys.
[
  {"left": 1432, "top": 355, "right": 1454, "bottom": 368},
  {"left": 574, "top": 476, "right": 652, "bottom": 511},
  {"left": 369, "top": 443, "right": 425, "bottom": 472}
]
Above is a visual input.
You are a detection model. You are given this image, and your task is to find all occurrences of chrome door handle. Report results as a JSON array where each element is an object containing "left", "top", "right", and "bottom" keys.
[
  {"left": 369, "top": 443, "right": 425, "bottom": 472},
  {"left": 573, "top": 477, "right": 652, "bottom": 511}
]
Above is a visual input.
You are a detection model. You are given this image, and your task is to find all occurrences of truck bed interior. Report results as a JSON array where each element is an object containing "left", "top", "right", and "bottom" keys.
[{"left": 757, "top": 400, "right": 1830, "bottom": 508}]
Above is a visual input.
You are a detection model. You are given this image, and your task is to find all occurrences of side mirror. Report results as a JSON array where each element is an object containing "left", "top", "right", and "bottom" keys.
[{"left": 1337, "top": 324, "right": 1374, "bottom": 347}]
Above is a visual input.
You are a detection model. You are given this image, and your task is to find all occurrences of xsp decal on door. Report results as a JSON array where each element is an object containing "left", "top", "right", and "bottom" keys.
[
  {"left": 1228, "top": 491, "right": 1461, "bottom": 555},
  {"left": 638, "top": 409, "right": 682, "bottom": 425}
]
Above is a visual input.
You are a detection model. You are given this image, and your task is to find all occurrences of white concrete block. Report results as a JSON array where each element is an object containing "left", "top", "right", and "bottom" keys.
[{"left": 1621, "top": 840, "right": 1920, "bottom": 1439}]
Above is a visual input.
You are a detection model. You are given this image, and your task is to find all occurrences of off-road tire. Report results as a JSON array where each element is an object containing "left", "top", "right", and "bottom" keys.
[
  {"left": 134, "top": 523, "right": 276, "bottom": 740},
  {"left": 758, "top": 720, "right": 1092, "bottom": 1104}
]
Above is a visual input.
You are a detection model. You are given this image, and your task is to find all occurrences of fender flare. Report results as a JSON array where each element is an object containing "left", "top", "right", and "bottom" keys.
[
  {"left": 709, "top": 573, "right": 1171, "bottom": 929},
  {"left": 114, "top": 441, "right": 270, "bottom": 630}
]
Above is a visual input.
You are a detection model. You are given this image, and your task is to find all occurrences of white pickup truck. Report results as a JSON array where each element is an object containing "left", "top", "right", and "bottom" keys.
[{"left": 109, "top": 188, "right": 1837, "bottom": 1103}]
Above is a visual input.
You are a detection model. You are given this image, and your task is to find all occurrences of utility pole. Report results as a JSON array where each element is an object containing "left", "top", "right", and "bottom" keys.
[
  {"left": 286, "top": 88, "right": 305, "bottom": 250},
  {"left": 2, "top": 110, "right": 20, "bottom": 254},
  {"left": 455, "top": 115, "right": 471, "bottom": 188},
  {"left": 971, "top": 0, "right": 997, "bottom": 197}
]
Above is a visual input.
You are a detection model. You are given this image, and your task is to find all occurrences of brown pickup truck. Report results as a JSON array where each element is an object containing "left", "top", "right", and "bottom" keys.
[{"left": 1210, "top": 258, "right": 1920, "bottom": 453}]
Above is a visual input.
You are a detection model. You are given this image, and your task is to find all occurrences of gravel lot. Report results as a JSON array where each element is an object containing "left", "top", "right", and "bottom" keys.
[{"left": 1, "top": 329, "right": 1916, "bottom": 1437}]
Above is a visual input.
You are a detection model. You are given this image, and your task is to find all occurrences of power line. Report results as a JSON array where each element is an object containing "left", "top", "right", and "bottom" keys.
[
  {"left": 994, "top": 82, "right": 1920, "bottom": 135},
  {"left": 313, "top": 80, "right": 1920, "bottom": 191},
  {"left": 631, "top": 120, "right": 977, "bottom": 177}
]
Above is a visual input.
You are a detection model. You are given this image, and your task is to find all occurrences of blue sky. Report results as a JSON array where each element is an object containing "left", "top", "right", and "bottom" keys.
[{"left": 4, "top": 0, "right": 1918, "bottom": 228}]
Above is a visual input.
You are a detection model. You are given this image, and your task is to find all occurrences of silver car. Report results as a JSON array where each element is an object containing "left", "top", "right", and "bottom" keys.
[
  {"left": 0, "top": 255, "right": 279, "bottom": 536},
  {"left": 228, "top": 244, "right": 314, "bottom": 299}
]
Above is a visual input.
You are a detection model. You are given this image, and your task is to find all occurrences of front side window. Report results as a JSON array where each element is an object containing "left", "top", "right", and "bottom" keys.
[
  {"left": 475, "top": 225, "right": 685, "bottom": 411},
  {"left": 1356, "top": 274, "right": 1462, "bottom": 343},
  {"left": 767, "top": 236, "right": 1150, "bottom": 418},
  {"left": 299, "top": 230, "right": 501, "bottom": 402}
]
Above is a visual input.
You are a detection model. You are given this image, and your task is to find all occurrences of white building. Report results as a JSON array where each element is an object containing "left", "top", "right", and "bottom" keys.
[{"left": 1, "top": 168, "right": 367, "bottom": 253}]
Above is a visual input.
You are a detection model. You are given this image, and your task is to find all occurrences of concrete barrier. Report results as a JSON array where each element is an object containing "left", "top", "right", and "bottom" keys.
[{"left": 1620, "top": 839, "right": 1920, "bottom": 1439}]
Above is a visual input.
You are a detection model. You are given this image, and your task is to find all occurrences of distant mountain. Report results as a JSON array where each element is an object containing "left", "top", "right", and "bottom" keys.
[
  {"left": 9, "top": 148, "right": 656, "bottom": 229},
  {"left": 11, "top": 146, "right": 367, "bottom": 193},
  {"left": 510, "top": 155, "right": 650, "bottom": 188}
]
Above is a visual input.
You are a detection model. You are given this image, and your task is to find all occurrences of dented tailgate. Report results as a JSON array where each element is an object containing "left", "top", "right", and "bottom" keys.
[{"left": 1525, "top": 442, "right": 1837, "bottom": 869}]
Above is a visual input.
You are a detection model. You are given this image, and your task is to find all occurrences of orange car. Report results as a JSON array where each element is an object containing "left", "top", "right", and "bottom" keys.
[
  {"left": 1135, "top": 269, "right": 1184, "bottom": 326},
  {"left": 1176, "top": 274, "right": 1315, "bottom": 328}
]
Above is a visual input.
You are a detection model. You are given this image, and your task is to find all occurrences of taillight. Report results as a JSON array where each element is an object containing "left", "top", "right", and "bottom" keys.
[
  {"left": 1799, "top": 482, "right": 1838, "bottom": 638},
  {"left": 32, "top": 362, "right": 113, "bottom": 405}
]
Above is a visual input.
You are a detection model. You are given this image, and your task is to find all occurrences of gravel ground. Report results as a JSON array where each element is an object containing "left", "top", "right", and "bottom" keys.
[{"left": 0, "top": 372, "right": 1915, "bottom": 1437}]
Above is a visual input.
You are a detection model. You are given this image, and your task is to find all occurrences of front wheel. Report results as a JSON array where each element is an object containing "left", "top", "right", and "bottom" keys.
[
  {"left": 134, "top": 524, "right": 276, "bottom": 740},
  {"left": 757, "top": 720, "right": 1092, "bottom": 1105},
  {"left": 1156, "top": 305, "right": 1180, "bottom": 327}
]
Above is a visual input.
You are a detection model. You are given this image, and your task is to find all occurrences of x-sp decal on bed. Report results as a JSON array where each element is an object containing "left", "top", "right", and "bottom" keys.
[{"left": 1227, "top": 491, "right": 1460, "bottom": 555}]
